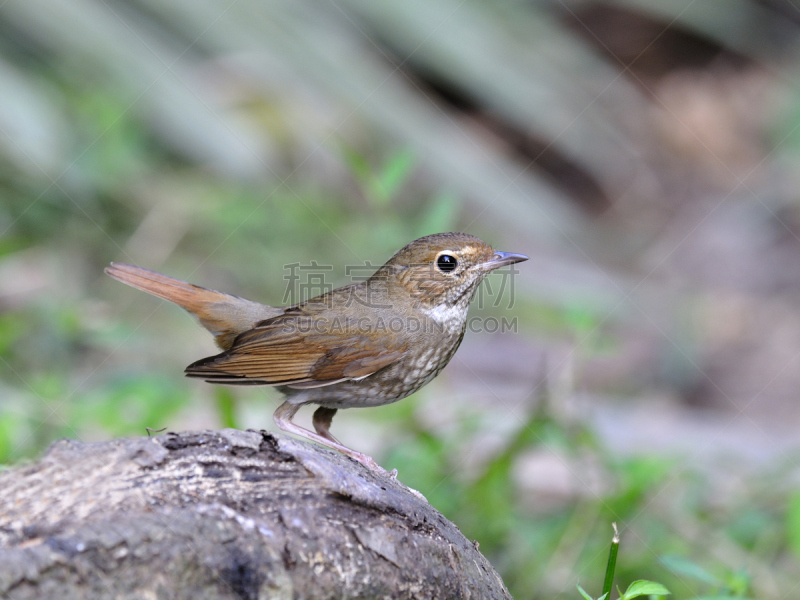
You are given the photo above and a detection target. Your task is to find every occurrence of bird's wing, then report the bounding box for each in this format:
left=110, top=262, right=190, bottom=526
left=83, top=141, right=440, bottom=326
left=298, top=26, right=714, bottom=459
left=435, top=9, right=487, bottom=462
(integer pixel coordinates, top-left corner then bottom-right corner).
left=184, top=313, right=407, bottom=386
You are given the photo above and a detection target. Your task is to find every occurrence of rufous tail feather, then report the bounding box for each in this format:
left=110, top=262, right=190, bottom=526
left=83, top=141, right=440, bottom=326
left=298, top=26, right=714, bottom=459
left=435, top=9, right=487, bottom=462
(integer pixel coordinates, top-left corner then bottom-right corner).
left=105, top=263, right=282, bottom=349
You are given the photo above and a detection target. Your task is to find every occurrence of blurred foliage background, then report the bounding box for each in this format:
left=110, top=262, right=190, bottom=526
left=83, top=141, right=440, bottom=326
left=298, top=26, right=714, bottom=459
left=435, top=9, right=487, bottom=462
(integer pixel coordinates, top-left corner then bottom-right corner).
left=3, top=0, right=800, bottom=598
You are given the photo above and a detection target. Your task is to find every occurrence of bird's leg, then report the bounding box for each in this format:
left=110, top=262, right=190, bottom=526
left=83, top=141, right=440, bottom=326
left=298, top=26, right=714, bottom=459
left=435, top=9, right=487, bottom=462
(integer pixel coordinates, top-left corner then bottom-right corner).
left=312, top=406, right=341, bottom=444
left=273, top=401, right=383, bottom=473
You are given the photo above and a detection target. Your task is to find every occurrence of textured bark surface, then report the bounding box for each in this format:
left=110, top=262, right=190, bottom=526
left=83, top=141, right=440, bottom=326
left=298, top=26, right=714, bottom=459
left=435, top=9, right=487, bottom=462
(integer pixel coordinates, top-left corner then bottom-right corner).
left=0, top=430, right=511, bottom=599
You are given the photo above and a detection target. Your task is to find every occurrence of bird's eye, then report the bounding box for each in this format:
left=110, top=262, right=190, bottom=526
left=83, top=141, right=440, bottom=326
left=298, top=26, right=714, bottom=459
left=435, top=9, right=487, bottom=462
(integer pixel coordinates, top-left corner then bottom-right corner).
left=436, top=254, right=458, bottom=273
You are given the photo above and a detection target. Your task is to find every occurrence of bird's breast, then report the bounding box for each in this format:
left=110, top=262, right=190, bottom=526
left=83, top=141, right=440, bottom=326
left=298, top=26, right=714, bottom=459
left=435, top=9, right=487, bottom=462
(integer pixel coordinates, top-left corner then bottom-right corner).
left=282, top=327, right=465, bottom=409
left=422, top=302, right=468, bottom=334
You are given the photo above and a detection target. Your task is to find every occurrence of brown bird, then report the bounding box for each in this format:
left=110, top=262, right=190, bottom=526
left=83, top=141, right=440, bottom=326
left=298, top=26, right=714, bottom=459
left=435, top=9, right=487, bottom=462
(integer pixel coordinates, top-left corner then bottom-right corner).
left=105, top=232, right=527, bottom=472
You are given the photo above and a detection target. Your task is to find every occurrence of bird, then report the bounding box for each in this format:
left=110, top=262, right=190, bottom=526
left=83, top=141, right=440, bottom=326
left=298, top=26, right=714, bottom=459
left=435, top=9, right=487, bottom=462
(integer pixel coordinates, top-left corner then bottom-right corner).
left=105, top=232, right=527, bottom=472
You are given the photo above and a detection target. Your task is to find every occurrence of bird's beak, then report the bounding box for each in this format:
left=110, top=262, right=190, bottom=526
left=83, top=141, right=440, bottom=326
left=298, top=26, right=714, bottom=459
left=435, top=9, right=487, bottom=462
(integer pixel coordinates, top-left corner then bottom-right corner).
left=478, top=251, right=529, bottom=271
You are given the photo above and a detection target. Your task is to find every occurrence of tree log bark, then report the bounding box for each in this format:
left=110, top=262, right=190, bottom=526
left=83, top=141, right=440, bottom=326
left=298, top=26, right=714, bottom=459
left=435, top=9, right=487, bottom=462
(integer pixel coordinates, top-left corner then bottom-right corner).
left=0, top=430, right=511, bottom=599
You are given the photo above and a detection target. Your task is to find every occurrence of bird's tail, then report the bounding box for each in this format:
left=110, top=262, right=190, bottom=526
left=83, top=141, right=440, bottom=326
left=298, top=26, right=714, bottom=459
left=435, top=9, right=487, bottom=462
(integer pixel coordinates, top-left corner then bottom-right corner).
left=105, top=263, right=282, bottom=349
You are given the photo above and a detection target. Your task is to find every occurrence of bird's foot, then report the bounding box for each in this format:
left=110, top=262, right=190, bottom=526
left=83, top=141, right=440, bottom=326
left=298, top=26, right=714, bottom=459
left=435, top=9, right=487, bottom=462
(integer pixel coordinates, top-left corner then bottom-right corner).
left=351, top=452, right=384, bottom=473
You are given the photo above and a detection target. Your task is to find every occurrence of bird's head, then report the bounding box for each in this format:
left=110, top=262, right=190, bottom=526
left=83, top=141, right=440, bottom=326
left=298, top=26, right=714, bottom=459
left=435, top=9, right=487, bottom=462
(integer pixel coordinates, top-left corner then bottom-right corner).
left=373, top=232, right=528, bottom=309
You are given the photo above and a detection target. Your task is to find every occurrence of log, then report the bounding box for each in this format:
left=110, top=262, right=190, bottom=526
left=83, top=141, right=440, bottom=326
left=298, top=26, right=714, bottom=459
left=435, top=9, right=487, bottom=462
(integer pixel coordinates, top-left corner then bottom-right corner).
left=0, top=429, right=511, bottom=599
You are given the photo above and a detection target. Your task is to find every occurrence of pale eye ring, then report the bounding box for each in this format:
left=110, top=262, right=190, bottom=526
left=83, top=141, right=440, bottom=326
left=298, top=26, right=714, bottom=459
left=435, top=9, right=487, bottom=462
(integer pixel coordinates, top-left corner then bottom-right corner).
left=436, top=254, right=458, bottom=273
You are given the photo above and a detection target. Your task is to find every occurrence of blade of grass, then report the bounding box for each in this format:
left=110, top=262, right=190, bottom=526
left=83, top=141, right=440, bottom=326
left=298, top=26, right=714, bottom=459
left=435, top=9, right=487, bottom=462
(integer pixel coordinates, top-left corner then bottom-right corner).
left=602, top=522, right=620, bottom=600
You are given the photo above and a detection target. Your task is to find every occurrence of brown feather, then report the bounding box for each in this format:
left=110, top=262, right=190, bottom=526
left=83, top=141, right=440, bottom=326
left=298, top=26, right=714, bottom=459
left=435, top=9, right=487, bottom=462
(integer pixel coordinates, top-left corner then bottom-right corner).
left=184, top=310, right=408, bottom=385
left=105, top=263, right=281, bottom=349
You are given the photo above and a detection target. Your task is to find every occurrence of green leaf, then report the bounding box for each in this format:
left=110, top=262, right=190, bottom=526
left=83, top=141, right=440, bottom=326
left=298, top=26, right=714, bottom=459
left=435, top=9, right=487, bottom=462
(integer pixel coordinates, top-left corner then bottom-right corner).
left=374, top=148, right=415, bottom=203
left=339, top=143, right=372, bottom=186
left=726, top=568, right=751, bottom=597
left=416, top=190, right=458, bottom=236
left=577, top=584, right=594, bottom=600
left=576, top=586, right=606, bottom=600
left=619, top=580, right=670, bottom=600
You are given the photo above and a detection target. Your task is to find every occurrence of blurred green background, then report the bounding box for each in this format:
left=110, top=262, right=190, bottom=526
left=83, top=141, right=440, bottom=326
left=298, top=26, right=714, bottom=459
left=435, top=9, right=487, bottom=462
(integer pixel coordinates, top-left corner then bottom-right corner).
left=3, top=0, right=800, bottom=598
